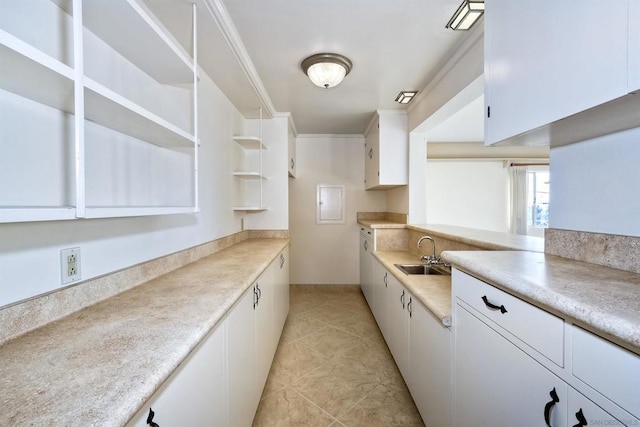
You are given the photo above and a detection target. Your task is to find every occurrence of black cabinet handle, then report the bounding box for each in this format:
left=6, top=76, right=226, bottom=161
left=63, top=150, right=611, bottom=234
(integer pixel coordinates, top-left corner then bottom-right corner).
left=400, top=290, right=405, bottom=309
left=290, top=158, right=294, bottom=169
left=147, top=408, right=159, bottom=427
left=364, top=240, right=368, bottom=251
left=544, top=387, right=560, bottom=427
left=482, top=295, right=508, bottom=314
left=368, top=148, right=373, bottom=159
left=572, top=408, right=587, bottom=427
left=256, top=283, right=262, bottom=300
left=407, top=297, right=413, bottom=318
left=384, top=272, right=388, bottom=287
left=253, top=286, right=258, bottom=309
left=280, top=254, right=285, bottom=269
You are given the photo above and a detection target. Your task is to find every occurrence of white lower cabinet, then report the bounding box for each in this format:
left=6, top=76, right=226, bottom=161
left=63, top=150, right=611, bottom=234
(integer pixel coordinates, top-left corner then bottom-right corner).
left=386, top=273, right=410, bottom=378
left=408, top=298, right=452, bottom=427
left=452, top=268, right=638, bottom=427
left=273, top=248, right=290, bottom=338
left=368, top=259, right=452, bottom=426
left=371, top=261, right=389, bottom=338
left=454, top=303, right=568, bottom=426
left=127, top=321, right=227, bottom=426
left=127, top=247, right=289, bottom=427
left=227, top=284, right=259, bottom=427
left=255, top=268, right=275, bottom=394
left=359, top=228, right=374, bottom=305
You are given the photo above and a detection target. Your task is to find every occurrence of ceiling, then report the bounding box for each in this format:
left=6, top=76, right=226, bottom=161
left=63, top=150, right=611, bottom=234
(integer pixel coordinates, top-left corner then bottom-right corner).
left=147, top=0, right=479, bottom=135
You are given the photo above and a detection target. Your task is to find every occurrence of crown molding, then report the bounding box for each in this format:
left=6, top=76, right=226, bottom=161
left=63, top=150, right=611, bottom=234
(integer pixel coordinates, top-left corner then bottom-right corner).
left=203, top=0, right=276, bottom=118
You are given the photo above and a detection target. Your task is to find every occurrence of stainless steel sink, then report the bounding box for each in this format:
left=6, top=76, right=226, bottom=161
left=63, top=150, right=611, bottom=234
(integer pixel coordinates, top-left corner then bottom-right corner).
left=394, top=263, right=451, bottom=276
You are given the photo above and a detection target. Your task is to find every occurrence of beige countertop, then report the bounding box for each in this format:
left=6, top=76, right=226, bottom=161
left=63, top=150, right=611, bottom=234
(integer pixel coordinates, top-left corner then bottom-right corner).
left=442, top=250, right=640, bottom=354
left=0, top=238, right=289, bottom=426
left=358, top=219, right=406, bottom=229
left=408, top=224, right=545, bottom=252
left=373, top=251, right=452, bottom=327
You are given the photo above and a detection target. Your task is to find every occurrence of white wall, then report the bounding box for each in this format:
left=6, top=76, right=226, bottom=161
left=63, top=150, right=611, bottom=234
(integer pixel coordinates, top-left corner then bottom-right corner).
left=550, top=127, right=640, bottom=237
left=426, top=160, right=510, bottom=232
left=289, top=136, right=386, bottom=284
left=0, top=42, right=288, bottom=308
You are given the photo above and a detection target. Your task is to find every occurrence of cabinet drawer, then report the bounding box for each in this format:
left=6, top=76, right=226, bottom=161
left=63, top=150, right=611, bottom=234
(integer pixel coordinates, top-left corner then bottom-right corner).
left=453, top=269, right=564, bottom=366
left=572, top=326, right=640, bottom=420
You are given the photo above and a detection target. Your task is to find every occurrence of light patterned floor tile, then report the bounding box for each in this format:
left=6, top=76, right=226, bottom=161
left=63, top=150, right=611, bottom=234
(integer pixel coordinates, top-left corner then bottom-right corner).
left=253, top=388, right=336, bottom=427
left=338, top=384, right=425, bottom=427
left=291, top=359, right=378, bottom=418
left=261, top=341, right=327, bottom=398
left=298, top=326, right=364, bottom=358
left=255, top=286, right=424, bottom=426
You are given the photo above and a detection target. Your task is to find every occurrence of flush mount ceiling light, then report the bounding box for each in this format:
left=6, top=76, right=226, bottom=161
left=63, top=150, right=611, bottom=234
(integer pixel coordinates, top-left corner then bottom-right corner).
left=301, top=53, right=353, bottom=89
left=395, top=91, right=418, bottom=104
left=446, top=0, right=485, bottom=30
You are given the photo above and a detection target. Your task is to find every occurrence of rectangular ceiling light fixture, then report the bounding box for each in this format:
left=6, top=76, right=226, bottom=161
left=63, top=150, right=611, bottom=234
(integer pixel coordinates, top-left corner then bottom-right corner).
left=446, top=0, right=484, bottom=30
left=395, top=91, right=418, bottom=104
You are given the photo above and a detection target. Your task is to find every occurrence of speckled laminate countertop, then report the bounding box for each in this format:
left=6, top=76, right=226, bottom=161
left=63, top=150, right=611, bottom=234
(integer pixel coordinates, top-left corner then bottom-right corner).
left=442, top=250, right=640, bottom=354
left=358, top=219, right=406, bottom=229
left=408, top=224, right=545, bottom=252
left=373, top=251, right=452, bottom=327
left=0, top=238, right=289, bottom=427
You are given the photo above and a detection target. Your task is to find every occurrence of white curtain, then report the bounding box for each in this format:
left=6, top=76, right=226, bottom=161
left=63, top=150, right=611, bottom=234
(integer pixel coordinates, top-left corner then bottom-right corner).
left=509, top=166, right=528, bottom=235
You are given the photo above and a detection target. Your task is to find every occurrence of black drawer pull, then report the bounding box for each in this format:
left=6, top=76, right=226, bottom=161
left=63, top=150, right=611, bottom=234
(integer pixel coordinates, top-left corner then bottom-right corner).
left=482, top=295, right=507, bottom=314
left=544, top=387, right=559, bottom=427
left=400, top=289, right=405, bottom=309
left=147, top=408, right=160, bottom=427
left=572, top=408, right=587, bottom=427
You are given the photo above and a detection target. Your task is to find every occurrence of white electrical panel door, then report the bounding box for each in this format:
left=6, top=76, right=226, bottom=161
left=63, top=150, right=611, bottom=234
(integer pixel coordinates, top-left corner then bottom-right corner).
left=316, top=185, right=345, bottom=224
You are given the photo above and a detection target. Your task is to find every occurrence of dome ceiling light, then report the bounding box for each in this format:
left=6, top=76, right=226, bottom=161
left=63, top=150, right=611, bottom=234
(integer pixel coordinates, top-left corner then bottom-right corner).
left=301, top=53, right=353, bottom=89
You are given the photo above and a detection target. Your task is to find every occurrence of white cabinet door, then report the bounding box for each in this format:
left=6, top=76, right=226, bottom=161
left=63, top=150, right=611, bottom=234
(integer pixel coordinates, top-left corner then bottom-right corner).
left=484, top=0, right=629, bottom=146
left=359, top=231, right=374, bottom=305
left=288, top=126, right=296, bottom=177
left=364, top=112, right=408, bottom=189
left=386, top=274, right=409, bottom=379
left=127, top=322, right=226, bottom=427
left=371, top=261, right=389, bottom=336
left=273, top=248, right=290, bottom=337
left=227, top=286, right=258, bottom=427
left=255, top=270, right=275, bottom=393
left=364, top=121, right=380, bottom=188
left=454, top=303, right=568, bottom=427
left=408, top=299, right=452, bottom=427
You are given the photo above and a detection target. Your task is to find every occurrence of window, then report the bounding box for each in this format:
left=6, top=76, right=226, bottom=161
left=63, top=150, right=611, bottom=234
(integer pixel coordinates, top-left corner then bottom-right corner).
left=527, top=168, right=549, bottom=229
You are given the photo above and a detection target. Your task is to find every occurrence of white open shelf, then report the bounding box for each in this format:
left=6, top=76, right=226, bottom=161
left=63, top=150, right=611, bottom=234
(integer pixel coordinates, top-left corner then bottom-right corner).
left=232, top=136, right=266, bottom=150
left=0, top=207, right=76, bottom=223
left=232, top=207, right=268, bottom=212
left=0, top=29, right=74, bottom=112
left=84, top=77, right=196, bottom=148
left=73, top=0, right=194, bottom=84
left=0, top=0, right=199, bottom=223
left=232, top=172, right=266, bottom=180
left=84, top=206, right=198, bottom=219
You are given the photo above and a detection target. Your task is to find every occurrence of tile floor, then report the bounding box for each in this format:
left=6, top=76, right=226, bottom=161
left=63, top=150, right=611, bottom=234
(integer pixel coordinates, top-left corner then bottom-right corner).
left=253, top=285, right=424, bottom=426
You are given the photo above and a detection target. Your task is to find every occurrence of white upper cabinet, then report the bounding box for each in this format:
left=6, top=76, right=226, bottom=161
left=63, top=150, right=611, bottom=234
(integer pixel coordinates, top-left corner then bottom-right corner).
left=364, top=111, right=408, bottom=190
left=287, top=120, right=296, bottom=178
left=485, top=0, right=640, bottom=147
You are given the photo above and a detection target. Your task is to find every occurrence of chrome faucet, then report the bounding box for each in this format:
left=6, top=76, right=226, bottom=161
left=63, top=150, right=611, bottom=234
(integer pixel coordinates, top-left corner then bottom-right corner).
left=417, top=236, right=439, bottom=265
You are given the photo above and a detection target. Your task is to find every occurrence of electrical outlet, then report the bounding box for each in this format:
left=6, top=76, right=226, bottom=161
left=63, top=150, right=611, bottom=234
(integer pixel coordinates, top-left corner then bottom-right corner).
left=61, top=247, right=81, bottom=285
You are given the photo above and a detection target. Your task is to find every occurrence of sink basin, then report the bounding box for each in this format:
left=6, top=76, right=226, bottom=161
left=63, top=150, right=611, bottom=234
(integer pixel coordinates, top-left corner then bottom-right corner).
left=394, top=263, right=451, bottom=276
